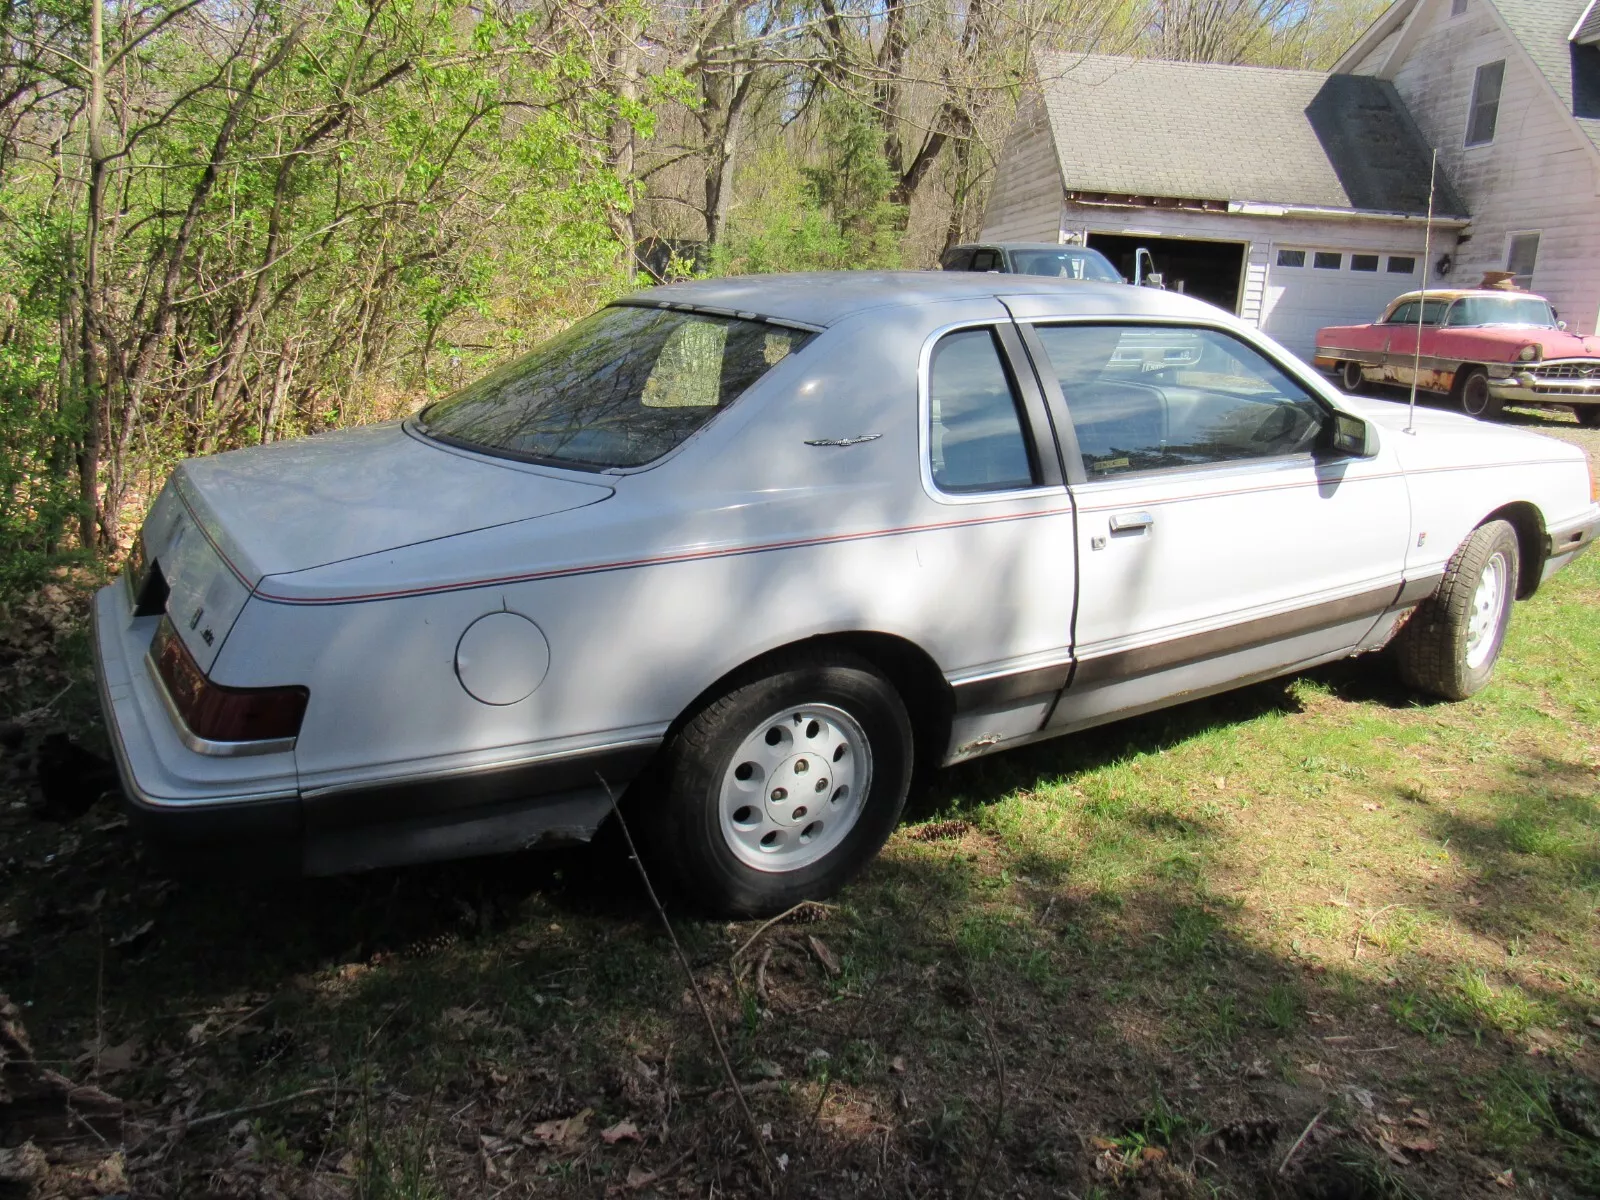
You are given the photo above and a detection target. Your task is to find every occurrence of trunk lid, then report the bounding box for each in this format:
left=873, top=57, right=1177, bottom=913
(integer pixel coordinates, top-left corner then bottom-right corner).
left=141, top=423, right=612, bottom=668
left=168, top=422, right=613, bottom=584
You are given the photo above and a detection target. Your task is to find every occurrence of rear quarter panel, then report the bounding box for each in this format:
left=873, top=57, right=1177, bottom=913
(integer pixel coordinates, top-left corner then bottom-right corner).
left=218, top=299, right=1081, bottom=791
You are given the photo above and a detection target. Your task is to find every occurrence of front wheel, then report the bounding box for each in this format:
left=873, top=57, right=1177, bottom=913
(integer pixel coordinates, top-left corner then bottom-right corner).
left=1456, top=367, right=1504, bottom=421
left=640, top=651, right=913, bottom=917
left=1340, top=360, right=1365, bottom=393
left=1394, top=520, right=1519, bottom=701
left=1574, top=405, right=1600, bottom=429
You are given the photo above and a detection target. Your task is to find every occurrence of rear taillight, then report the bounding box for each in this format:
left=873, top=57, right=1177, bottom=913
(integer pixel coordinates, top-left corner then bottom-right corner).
left=149, top=618, right=307, bottom=745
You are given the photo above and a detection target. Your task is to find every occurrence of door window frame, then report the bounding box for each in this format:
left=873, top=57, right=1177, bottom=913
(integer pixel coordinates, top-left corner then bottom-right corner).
left=917, top=319, right=1067, bottom=505
left=1011, top=317, right=1341, bottom=488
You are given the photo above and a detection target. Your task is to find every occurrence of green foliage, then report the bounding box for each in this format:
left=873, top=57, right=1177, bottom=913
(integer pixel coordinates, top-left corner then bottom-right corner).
left=0, top=200, right=77, bottom=569
left=711, top=97, right=905, bottom=277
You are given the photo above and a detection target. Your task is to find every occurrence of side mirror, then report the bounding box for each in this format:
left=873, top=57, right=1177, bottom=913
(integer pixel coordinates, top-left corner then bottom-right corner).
left=1323, top=411, right=1379, bottom=459
left=1559, top=320, right=1569, bottom=331
left=1144, top=272, right=1164, bottom=288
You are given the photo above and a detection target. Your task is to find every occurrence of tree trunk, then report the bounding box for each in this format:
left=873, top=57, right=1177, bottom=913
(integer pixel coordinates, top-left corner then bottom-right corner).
left=77, top=0, right=106, bottom=549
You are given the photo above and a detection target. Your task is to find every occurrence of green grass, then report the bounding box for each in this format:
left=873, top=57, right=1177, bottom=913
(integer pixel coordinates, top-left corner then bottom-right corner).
left=4, top=504, right=1600, bottom=1196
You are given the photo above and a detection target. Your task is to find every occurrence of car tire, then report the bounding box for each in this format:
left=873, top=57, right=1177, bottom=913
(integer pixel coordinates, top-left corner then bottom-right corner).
left=1394, top=520, right=1519, bottom=701
left=1455, top=367, right=1503, bottom=421
left=1340, top=360, right=1365, bottom=393
left=1575, top=406, right=1600, bottom=429
left=640, top=650, right=914, bottom=917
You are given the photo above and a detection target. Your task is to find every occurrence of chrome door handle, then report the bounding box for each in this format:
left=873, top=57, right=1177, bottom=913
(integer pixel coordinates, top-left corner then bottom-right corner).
left=1109, top=511, right=1154, bottom=533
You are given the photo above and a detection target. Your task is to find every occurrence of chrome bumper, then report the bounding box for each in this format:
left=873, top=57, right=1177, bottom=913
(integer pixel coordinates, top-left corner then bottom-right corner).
left=1488, top=373, right=1600, bottom=406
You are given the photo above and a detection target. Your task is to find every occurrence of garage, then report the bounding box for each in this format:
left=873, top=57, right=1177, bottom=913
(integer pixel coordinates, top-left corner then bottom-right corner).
left=1260, top=246, right=1425, bottom=359
left=1087, top=233, right=1247, bottom=315
left=979, top=54, right=1467, bottom=364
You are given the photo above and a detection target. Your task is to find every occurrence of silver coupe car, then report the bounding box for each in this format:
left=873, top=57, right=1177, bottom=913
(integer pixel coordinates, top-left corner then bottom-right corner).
left=93, top=273, right=1599, bottom=915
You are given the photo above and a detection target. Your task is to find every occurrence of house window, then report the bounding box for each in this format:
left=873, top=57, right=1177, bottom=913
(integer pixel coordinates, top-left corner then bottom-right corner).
left=1351, top=254, right=1380, bottom=272
left=1387, top=256, right=1417, bottom=274
left=1506, top=232, right=1540, bottom=289
left=1451, top=0, right=1467, bottom=16
left=1313, top=252, right=1342, bottom=269
left=1276, top=249, right=1306, bottom=267
left=1466, top=61, right=1505, bottom=146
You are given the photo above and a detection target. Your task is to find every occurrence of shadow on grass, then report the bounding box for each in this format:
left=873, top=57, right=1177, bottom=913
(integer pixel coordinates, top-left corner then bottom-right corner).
left=7, top=652, right=1600, bottom=1197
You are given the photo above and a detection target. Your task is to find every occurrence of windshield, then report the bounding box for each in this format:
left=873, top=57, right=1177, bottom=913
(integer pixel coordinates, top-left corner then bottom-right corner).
left=417, top=305, right=810, bottom=469
left=1006, top=249, right=1123, bottom=283
left=1443, top=296, right=1556, bottom=328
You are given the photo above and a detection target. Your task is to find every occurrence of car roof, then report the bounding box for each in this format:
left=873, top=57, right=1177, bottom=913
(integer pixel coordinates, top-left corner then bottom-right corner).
left=625, top=270, right=1206, bottom=329
left=1390, top=288, right=1550, bottom=305
left=951, top=242, right=1108, bottom=252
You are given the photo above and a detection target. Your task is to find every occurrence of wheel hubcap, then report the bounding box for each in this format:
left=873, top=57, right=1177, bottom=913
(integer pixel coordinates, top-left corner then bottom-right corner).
left=1343, top=362, right=1363, bottom=391
left=1465, top=552, right=1508, bottom=669
left=719, top=703, right=872, bottom=872
left=1463, top=377, right=1489, bottom=416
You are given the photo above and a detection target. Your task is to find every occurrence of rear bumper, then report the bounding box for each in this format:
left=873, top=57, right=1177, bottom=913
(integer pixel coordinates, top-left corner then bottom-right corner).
left=92, top=581, right=302, bottom=849
left=1542, top=506, right=1600, bottom=581
left=92, top=580, right=656, bottom=871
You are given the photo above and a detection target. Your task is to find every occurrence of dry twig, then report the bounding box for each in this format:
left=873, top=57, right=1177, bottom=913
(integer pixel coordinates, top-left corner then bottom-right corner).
left=1278, top=1109, right=1325, bottom=1175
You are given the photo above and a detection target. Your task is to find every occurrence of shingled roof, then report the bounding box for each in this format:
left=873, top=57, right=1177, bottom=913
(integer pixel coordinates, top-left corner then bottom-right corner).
left=1575, top=1, right=1600, bottom=45
left=1033, top=52, right=1466, bottom=218
left=1489, top=0, right=1600, bottom=156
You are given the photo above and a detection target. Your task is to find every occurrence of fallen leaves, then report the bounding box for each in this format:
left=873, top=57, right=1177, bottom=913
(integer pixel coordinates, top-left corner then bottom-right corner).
left=601, top=1119, right=641, bottom=1145
left=530, top=1107, right=592, bottom=1148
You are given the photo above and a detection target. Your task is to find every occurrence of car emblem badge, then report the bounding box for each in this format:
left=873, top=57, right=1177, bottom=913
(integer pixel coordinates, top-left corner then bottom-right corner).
left=189, top=606, right=204, bottom=630
left=805, top=434, right=882, bottom=447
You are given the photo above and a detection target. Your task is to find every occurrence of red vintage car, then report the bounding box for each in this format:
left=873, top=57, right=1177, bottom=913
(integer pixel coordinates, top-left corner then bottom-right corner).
left=1314, top=289, right=1600, bottom=426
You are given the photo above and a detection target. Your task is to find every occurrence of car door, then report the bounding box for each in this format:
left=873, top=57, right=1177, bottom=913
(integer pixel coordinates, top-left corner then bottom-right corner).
left=1009, top=314, right=1413, bottom=733
left=1381, top=297, right=1448, bottom=388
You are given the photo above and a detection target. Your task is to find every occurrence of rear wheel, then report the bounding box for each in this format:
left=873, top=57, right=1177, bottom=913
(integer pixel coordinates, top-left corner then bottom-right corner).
left=1456, top=367, right=1503, bottom=421
left=1394, top=520, right=1519, bottom=701
left=640, top=650, right=913, bottom=917
left=1341, top=360, right=1365, bottom=393
left=1574, top=406, right=1600, bottom=429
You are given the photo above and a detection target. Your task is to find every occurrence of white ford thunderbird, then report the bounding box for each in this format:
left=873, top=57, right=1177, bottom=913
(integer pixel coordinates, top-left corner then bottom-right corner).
left=93, top=273, right=1599, bottom=915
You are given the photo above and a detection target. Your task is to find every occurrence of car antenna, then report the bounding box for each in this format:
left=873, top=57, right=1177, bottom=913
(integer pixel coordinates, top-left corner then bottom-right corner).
left=1405, top=150, right=1439, bottom=436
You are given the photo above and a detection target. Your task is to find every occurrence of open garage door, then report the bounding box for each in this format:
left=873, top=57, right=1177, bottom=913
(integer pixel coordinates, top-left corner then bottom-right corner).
left=1260, top=248, right=1423, bottom=361
left=1087, top=233, right=1246, bottom=315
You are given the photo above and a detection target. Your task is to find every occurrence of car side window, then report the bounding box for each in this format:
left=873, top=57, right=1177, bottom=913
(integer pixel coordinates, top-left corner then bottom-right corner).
left=1031, top=324, right=1327, bottom=478
left=927, top=329, right=1039, bottom=494
left=969, top=249, right=1002, bottom=271
left=1385, top=301, right=1419, bottom=325
left=942, top=248, right=975, bottom=271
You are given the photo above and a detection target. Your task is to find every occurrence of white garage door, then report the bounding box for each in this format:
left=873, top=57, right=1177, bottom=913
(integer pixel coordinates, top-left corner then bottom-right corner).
left=1259, top=247, right=1424, bottom=362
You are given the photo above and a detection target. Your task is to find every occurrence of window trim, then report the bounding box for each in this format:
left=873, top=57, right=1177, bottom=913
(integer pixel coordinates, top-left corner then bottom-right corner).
left=1012, top=317, right=1340, bottom=488
left=917, top=319, right=1066, bottom=505
left=1465, top=59, right=1505, bottom=147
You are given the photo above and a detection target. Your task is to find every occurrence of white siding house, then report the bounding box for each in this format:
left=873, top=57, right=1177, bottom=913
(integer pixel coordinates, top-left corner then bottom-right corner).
left=1336, top=0, right=1600, bottom=334
left=980, top=54, right=1467, bottom=359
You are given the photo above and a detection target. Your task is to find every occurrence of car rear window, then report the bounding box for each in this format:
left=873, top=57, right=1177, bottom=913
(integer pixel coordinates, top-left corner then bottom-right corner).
left=417, top=305, right=811, bottom=469
left=1006, top=249, right=1122, bottom=282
